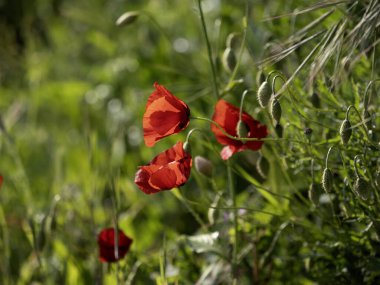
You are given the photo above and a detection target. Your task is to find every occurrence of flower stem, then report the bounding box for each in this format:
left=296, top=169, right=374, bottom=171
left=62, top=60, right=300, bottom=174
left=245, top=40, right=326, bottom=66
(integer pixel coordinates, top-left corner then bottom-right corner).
left=227, top=160, right=238, bottom=282
left=197, top=0, right=219, bottom=99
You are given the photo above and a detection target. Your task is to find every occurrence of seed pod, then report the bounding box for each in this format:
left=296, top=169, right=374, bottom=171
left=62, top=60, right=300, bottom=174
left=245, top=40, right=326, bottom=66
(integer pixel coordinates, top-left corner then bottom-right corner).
left=194, top=156, right=213, bottom=177
left=222, top=47, right=236, bottom=73
left=257, top=81, right=271, bottom=108
left=309, top=92, right=320, bottom=108
left=275, top=123, right=283, bottom=138
left=257, top=155, right=269, bottom=179
left=354, top=177, right=371, bottom=201
left=308, top=183, right=320, bottom=206
left=116, top=11, right=139, bottom=26
left=270, top=98, right=282, bottom=123
left=339, top=119, right=352, bottom=145
left=322, top=168, right=333, bottom=193
left=236, top=120, right=249, bottom=139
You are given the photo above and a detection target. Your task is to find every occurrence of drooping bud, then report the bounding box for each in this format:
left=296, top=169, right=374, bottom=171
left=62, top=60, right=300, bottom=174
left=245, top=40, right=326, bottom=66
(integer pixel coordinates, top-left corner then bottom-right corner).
left=308, top=183, right=320, bottom=206
left=339, top=119, right=352, bottom=145
left=354, top=177, right=371, bottom=201
left=116, top=11, right=139, bottom=26
left=183, top=141, right=191, bottom=154
left=257, top=81, right=271, bottom=108
left=275, top=123, right=283, bottom=138
left=194, top=156, right=213, bottom=177
left=322, top=168, right=333, bottom=193
left=270, top=98, right=282, bottom=123
left=309, top=92, right=320, bottom=108
left=236, top=120, right=249, bottom=139
left=256, top=154, right=269, bottom=179
left=222, top=47, right=236, bottom=73
left=256, top=70, right=266, bottom=86
left=226, top=33, right=239, bottom=49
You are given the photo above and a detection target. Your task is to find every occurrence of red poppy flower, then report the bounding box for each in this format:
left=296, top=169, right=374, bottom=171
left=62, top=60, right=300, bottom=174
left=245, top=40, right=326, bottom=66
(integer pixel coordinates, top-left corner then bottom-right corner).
left=211, top=100, right=268, bottom=160
left=97, top=228, right=133, bottom=263
left=0, top=175, right=3, bottom=189
left=135, top=141, right=192, bottom=194
left=143, top=82, right=190, bottom=147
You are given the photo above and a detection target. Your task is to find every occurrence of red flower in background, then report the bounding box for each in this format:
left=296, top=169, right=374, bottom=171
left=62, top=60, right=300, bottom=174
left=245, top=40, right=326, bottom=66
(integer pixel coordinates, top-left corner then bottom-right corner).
left=135, top=141, right=192, bottom=194
left=211, top=100, right=268, bottom=160
left=143, top=83, right=190, bottom=147
left=0, top=175, right=3, bottom=189
left=97, top=228, right=133, bottom=263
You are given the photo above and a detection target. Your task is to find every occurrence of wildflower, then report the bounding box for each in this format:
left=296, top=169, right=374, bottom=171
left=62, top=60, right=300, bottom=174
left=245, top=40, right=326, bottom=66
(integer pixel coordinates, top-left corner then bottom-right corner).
left=143, top=83, right=190, bottom=147
left=135, top=141, right=192, bottom=194
left=97, top=228, right=133, bottom=263
left=211, top=100, right=268, bottom=160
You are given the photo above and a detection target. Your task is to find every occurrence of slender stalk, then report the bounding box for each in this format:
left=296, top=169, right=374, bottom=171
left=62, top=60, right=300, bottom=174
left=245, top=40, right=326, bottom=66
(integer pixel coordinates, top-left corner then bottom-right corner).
left=227, top=160, right=238, bottom=282
left=197, top=0, right=219, bottom=99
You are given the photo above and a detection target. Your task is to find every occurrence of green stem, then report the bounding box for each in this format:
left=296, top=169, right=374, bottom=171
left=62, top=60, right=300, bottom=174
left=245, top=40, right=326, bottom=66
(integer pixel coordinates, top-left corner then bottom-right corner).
left=227, top=160, right=238, bottom=282
left=197, top=0, right=219, bottom=99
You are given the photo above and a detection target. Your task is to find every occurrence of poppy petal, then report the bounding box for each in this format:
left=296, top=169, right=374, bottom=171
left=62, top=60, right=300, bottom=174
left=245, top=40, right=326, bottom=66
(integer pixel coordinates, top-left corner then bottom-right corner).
left=97, top=228, right=133, bottom=263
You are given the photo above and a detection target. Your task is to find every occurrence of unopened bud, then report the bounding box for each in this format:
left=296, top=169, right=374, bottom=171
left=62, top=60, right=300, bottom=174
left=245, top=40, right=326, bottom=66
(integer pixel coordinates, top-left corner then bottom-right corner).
left=116, top=11, right=139, bottom=26
left=226, top=33, right=240, bottom=49
left=257, top=154, right=269, bottom=179
left=194, top=156, right=213, bottom=177
left=222, top=48, right=236, bottom=73
left=308, top=183, right=320, bottom=206
left=256, top=70, right=266, bottom=86
left=257, top=81, right=271, bottom=108
left=270, top=98, right=282, bottom=123
left=363, top=110, right=372, bottom=130
left=275, top=123, right=283, bottom=138
left=183, top=141, right=191, bottom=153
left=354, top=177, right=371, bottom=201
left=322, top=168, right=333, bottom=193
left=236, top=120, right=249, bottom=139
left=339, top=119, right=352, bottom=145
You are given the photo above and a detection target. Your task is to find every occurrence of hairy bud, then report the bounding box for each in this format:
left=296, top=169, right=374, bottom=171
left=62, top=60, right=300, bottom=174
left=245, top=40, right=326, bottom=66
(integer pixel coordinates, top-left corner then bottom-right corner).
left=222, top=48, right=236, bottom=73
left=194, top=156, right=213, bottom=177
left=257, top=154, right=269, bottom=179
left=116, top=11, right=139, bottom=26
left=270, top=98, right=282, bottom=123
left=257, top=81, right=271, bottom=108
left=339, top=119, right=352, bottom=145
left=322, top=168, right=333, bottom=193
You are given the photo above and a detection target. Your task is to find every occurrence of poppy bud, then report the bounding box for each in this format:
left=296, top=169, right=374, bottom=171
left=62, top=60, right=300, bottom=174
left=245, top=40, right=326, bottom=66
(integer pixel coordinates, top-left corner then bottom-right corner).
left=309, top=92, right=320, bottom=108
left=236, top=120, right=249, bottom=139
left=257, top=81, right=271, bottom=108
left=353, top=177, right=371, bottom=201
left=256, top=70, right=266, bottom=86
left=275, top=123, right=283, bottom=138
left=116, top=11, right=139, bottom=26
left=183, top=141, right=191, bottom=153
left=322, top=168, right=333, bottom=193
left=194, top=156, right=213, bottom=177
left=339, top=119, right=352, bottom=145
left=222, top=47, right=237, bottom=73
left=270, top=98, right=282, bottom=123
left=226, top=33, right=239, bottom=49
left=257, top=154, right=269, bottom=179
left=308, top=183, right=320, bottom=206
